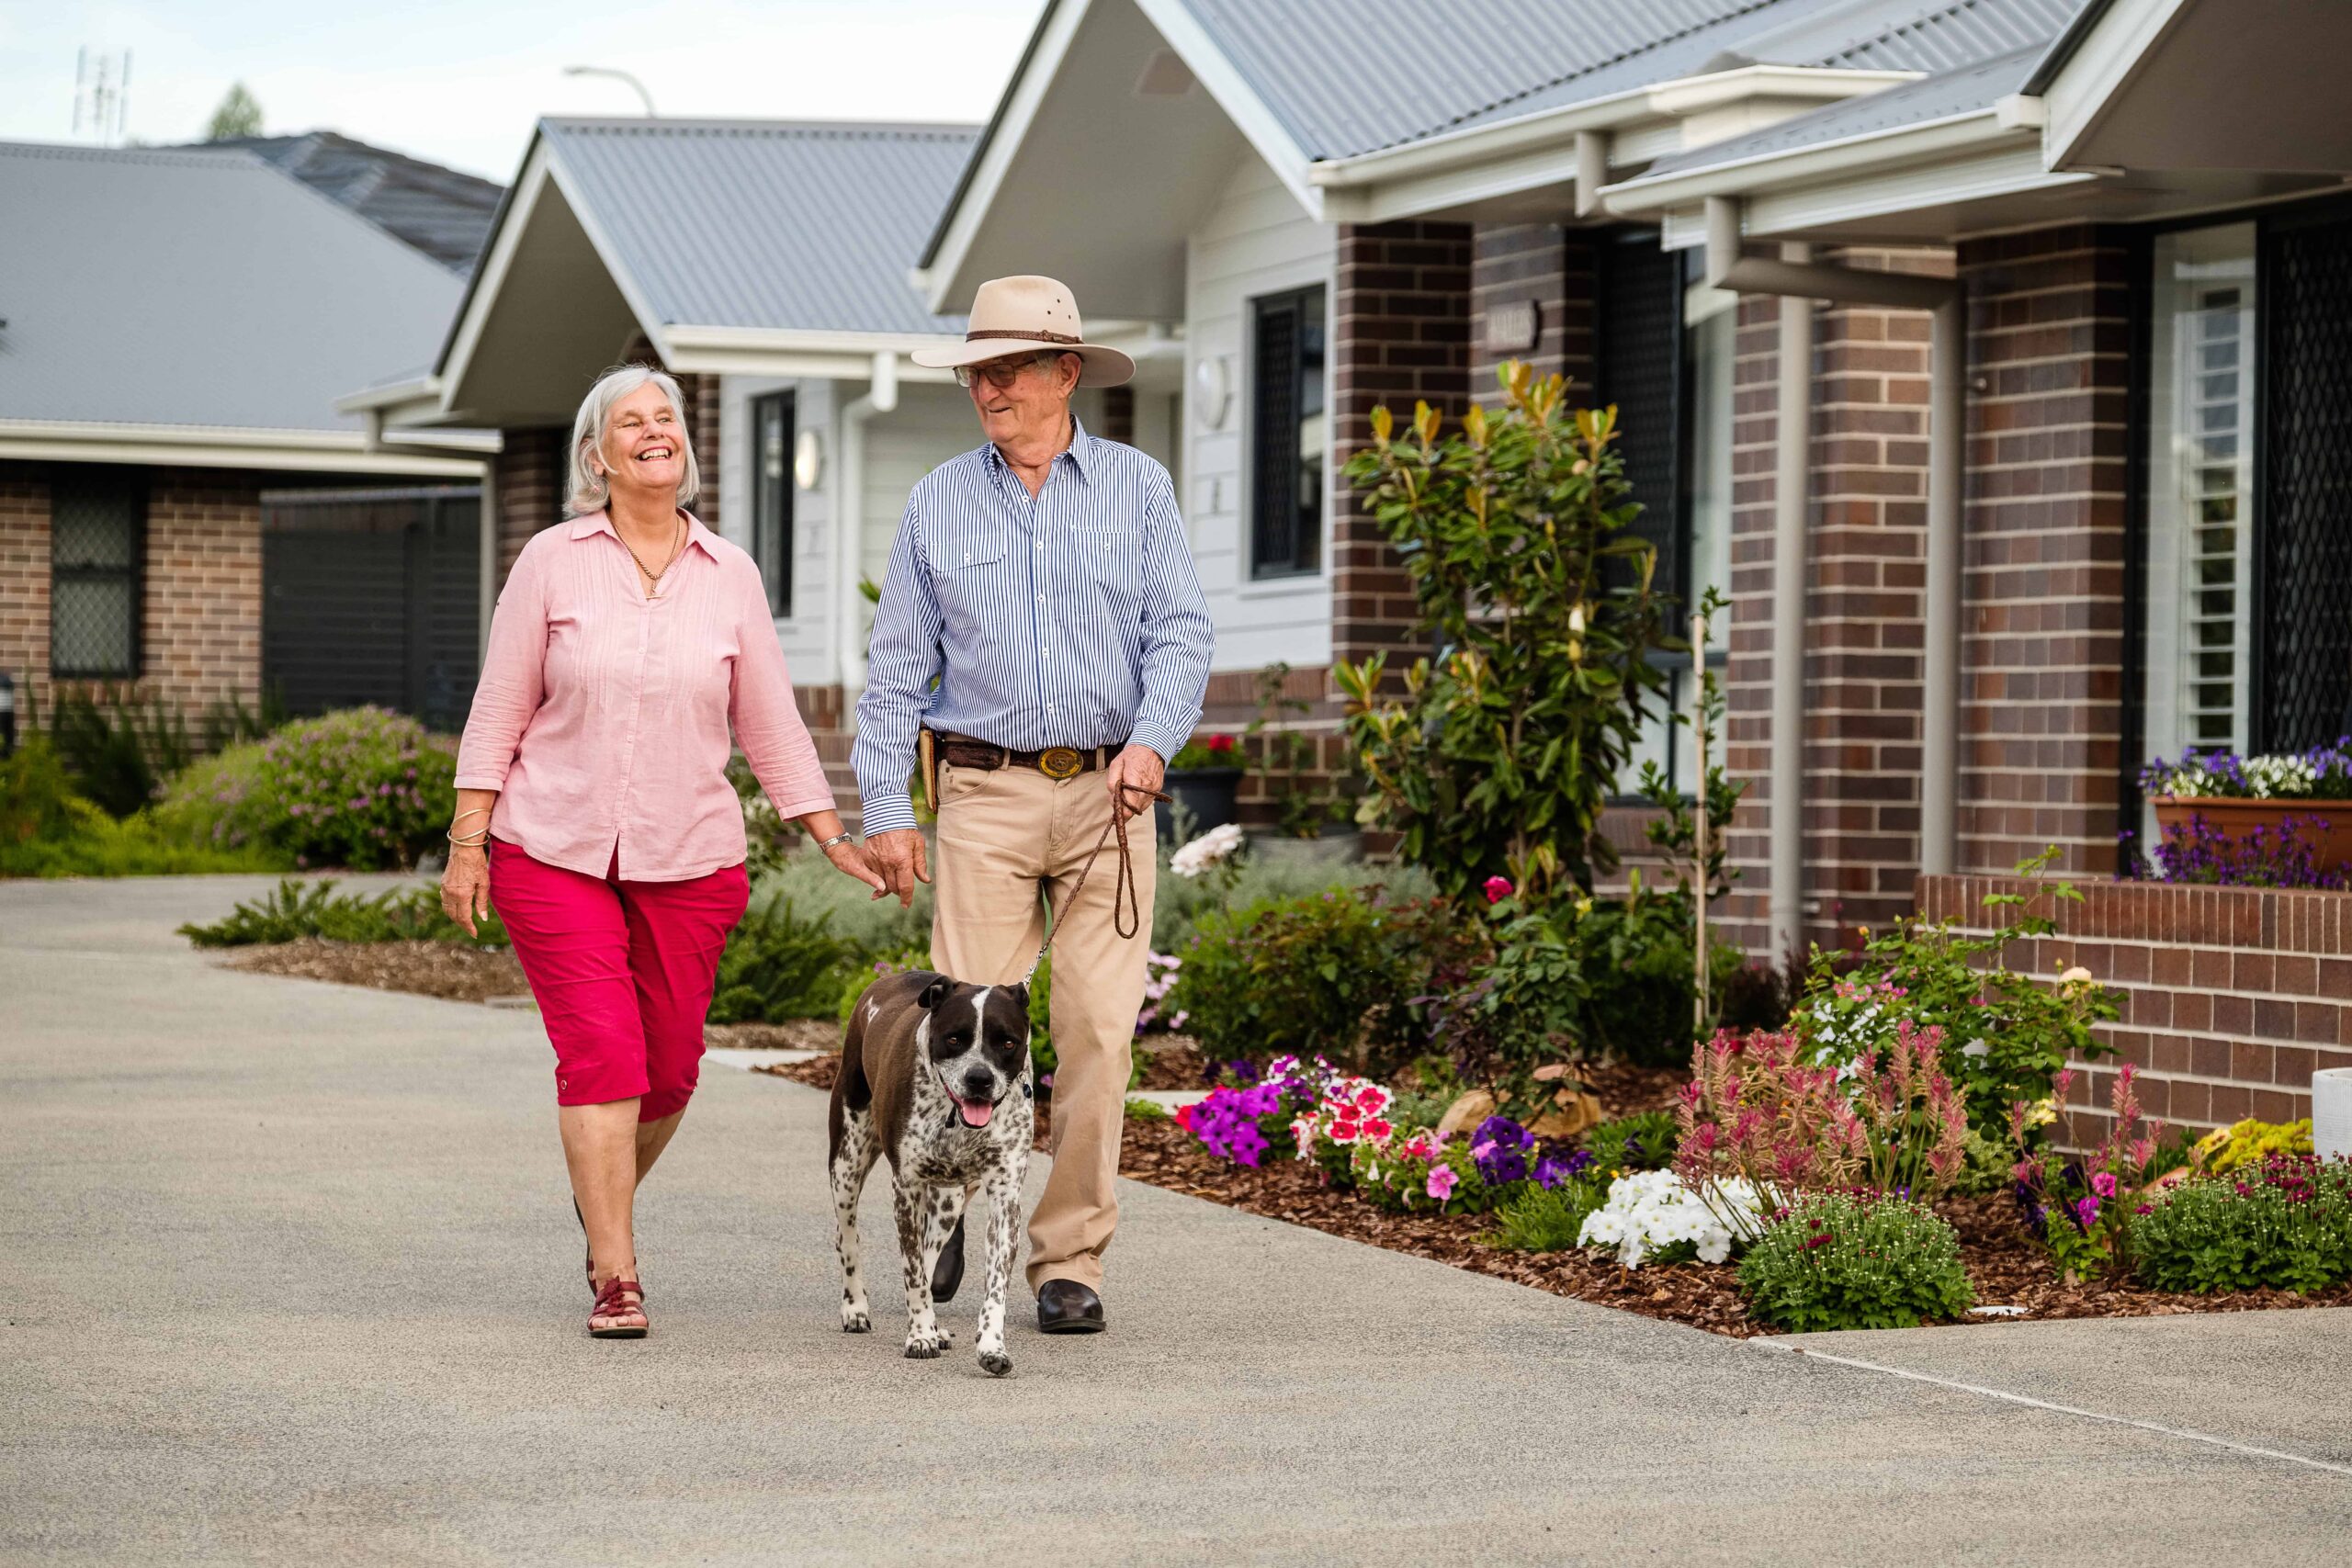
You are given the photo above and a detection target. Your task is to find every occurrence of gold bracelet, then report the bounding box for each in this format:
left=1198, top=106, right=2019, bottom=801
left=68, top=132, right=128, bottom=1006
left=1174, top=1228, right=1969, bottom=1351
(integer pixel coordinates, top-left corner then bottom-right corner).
left=451, top=807, right=490, bottom=825
left=447, top=829, right=490, bottom=849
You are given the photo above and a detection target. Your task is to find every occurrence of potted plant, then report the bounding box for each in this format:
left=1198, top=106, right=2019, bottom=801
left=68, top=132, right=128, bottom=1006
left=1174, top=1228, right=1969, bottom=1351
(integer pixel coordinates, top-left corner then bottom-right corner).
left=2140, top=741, right=2352, bottom=876
left=1160, top=732, right=1247, bottom=839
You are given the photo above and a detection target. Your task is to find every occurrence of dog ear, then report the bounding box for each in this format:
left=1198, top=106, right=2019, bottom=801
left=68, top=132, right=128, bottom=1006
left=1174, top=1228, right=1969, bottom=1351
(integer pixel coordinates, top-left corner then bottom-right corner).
left=918, top=975, right=956, bottom=1011
left=1005, top=982, right=1031, bottom=1016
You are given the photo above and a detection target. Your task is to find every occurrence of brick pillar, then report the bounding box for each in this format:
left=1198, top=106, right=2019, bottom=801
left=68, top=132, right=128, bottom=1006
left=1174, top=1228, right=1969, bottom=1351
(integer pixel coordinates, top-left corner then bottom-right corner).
left=0, top=463, right=51, bottom=720
left=1468, top=222, right=1598, bottom=400
left=1332, top=220, right=1472, bottom=674
left=494, top=426, right=565, bottom=585
left=1722, top=294, right=1787, bottom=953
left=1957, top=224, right=2132, bottom=876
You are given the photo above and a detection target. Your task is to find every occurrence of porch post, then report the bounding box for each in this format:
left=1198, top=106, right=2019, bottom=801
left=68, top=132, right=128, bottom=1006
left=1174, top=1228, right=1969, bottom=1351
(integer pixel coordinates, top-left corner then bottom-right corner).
left=1770, top=250, right=1811, bottom=962
left=1920, top=297, right=1963, bottom=876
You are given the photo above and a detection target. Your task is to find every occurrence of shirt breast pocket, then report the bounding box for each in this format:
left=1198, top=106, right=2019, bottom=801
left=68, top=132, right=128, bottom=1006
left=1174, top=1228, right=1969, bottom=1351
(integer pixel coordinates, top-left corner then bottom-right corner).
left=1069, top=525, right=1141, bottom=621
left=927, top=526, right=1008, bottom=632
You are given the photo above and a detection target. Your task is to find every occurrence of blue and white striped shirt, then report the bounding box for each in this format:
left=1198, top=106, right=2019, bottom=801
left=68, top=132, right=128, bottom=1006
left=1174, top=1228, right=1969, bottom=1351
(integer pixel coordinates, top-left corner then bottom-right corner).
left=852, top=417, right=1214, bottom=835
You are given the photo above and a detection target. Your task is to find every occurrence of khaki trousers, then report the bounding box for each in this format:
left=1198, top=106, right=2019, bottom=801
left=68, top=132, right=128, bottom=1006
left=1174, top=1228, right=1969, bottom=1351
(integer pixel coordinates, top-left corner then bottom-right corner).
left=930, top=759, right=1155, bottom=1292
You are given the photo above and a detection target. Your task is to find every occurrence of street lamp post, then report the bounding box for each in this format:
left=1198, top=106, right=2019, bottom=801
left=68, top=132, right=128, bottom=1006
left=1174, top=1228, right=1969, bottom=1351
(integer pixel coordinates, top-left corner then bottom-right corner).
left=561, top=66, right=656, bottom=117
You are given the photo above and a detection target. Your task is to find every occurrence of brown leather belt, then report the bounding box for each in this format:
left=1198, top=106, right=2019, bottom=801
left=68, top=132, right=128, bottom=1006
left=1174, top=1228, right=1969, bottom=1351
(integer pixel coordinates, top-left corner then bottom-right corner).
left=931, top=729, right=1122, bottom=780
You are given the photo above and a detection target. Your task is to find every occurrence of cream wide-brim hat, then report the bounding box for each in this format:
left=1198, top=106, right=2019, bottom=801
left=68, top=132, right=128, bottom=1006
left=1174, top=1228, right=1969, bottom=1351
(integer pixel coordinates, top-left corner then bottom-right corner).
left=911, top=275, right=1136, bottom=388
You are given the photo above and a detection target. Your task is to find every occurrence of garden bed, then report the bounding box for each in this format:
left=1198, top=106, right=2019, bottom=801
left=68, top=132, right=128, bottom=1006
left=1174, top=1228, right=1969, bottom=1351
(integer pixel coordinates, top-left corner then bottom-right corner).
left=223, top=939, right=526, bottom=1003
left=754, top=1049, right=2352, bottom=1336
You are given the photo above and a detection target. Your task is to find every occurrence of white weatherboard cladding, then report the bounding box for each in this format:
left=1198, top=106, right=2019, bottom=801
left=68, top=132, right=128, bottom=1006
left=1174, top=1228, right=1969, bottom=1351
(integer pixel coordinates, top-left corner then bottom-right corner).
left=719, top=373, right=838, bottom=675
left=1183, top=152, right=1336, bottom=672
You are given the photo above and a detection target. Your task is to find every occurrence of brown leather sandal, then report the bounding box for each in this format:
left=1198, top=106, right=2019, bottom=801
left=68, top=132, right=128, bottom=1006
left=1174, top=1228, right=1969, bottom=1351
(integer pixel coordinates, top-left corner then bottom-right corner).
left=589, top=1276, right=647, bottom=1339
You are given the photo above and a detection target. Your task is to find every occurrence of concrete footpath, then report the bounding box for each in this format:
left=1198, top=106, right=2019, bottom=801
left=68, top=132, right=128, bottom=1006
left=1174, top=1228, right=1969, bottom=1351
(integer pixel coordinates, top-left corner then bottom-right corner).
left=5, top=875, right=2348, bottom=1566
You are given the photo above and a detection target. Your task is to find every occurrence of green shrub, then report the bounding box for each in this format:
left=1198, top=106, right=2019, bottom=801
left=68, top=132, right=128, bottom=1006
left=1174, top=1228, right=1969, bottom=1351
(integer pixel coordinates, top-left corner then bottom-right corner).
left=752, top=839, right=933, bottom=959
left=1792, top=848, right=2117, bottom=1134
left=2, top=737, right=85, bottom=848
left=708, top=896, right=863, bottom=1022
left=2130, top=1156, right=2352, bottom=1295
left=1337, top=370, right=1671, bottom=902
left=1154, top=845, right=1432, bottom=954
left=1739, top=1193, right=1976, bottom=1332
left=1487, top=1176, right=1611, bottom=1251
left=1581, top=1110, right=1679, bottom=1174
left=1170, top=890, right=1476, bottom=1077
left=178, top=877, right=507, bottom=947
left=157, top=707, right=456, bottom=870
left=1125, top=1096, right=1170, bottom=1121
left=3, top=797, right=282, bottom=878
left=45, top=684, right=195, bottom=818
left=1350, top=1134, right=1500, bottom=1215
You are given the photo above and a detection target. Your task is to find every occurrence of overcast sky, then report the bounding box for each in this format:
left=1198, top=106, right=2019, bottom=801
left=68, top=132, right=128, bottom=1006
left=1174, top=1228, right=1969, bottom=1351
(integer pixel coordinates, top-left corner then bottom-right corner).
left=0, top=1, right=1036, bottom=181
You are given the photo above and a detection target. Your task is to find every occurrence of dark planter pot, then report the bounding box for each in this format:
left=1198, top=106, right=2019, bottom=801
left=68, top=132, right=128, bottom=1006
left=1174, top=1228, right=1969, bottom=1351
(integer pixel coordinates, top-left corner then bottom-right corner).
left=2149, top=795, right=2352, bottom=874
left=1159, top=767, right=1244, bottom=841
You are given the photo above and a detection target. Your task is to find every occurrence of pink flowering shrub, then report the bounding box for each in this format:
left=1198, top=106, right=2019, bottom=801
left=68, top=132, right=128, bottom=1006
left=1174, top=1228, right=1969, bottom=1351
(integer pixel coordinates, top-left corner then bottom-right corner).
left=157, top=707, right=456, bottom=871
left=2007, top=1064, right=2168, bottom=1280
left=1674, top=1021, right=1969, bottom=1224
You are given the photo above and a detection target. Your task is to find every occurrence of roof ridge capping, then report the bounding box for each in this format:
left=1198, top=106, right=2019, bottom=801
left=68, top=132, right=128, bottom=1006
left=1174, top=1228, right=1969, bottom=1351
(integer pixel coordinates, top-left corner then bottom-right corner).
left=540, top=116, right=980, bottom=138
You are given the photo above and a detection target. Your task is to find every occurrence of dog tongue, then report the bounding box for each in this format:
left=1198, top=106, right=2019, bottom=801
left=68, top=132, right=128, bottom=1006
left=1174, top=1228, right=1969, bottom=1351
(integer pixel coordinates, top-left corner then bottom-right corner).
left=957, top=1098, right=996, bottom=1128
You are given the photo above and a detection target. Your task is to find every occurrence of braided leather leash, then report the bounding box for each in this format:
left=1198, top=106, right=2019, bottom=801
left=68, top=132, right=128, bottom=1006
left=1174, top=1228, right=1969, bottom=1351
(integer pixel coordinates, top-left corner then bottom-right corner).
left=1021, top=783, right=1170, bottom=985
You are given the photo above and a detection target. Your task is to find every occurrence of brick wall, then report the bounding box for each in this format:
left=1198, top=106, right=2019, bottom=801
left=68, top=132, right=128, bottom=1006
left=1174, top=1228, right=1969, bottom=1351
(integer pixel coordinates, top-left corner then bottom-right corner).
left=0, top=468, right=48, bottom=716
left=1468, top=222, right=1598, bottom=400
left=0, top=461, right=261, bottom=724
left=494, top=427, right=565, bottom=583
left=142, top=468, right=264, bottom=714
left=1956, top=224, right=2133, bottom=877
left=1332, top=220, right=1471, bottom=677
left=1919, top=873, right=2350, bottom=1139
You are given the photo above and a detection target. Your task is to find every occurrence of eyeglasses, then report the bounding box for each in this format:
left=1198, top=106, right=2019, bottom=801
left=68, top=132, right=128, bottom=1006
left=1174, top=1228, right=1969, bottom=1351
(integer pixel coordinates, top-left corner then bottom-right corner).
left=953, top=357, right=1041, bottom=390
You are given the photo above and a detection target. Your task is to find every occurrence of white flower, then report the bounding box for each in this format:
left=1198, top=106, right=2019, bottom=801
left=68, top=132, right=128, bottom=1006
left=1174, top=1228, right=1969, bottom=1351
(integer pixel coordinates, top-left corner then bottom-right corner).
left=1961, top=1038, right=1990, bottom=1059
left=1170, top=822, right=1246, bottom=878
left=1577, top=1169, right=1761, bottom=1270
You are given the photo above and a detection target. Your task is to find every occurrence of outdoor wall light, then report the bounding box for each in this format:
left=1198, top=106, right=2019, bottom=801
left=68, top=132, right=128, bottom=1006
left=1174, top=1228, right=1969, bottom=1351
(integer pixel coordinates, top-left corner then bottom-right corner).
left=794, top=428, right=824, bottom=491
left=1193, top=355, right=1231, bottom=431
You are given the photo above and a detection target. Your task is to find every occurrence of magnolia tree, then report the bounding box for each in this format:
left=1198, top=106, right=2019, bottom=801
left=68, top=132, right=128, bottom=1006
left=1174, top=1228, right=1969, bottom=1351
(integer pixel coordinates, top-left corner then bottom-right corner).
left=1336, top=364, right=1672, bottom=904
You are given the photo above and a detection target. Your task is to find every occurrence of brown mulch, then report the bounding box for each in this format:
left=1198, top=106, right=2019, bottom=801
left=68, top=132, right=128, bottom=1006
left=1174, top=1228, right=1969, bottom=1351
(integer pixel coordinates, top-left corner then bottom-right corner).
left=221, top=939, right=529, bottom=1003
left=705, top=1019, right=846, bottom=1053
left=752, top=1046, right=2352, bottom=1336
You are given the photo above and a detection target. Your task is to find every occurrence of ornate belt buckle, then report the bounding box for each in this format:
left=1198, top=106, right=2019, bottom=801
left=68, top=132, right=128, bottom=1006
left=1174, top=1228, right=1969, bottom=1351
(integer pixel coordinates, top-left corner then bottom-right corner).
left=1037, top=746, right=1083, bottom=780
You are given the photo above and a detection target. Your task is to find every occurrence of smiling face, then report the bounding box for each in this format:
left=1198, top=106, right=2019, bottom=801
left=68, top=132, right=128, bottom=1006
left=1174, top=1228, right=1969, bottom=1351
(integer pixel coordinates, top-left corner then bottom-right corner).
left=918, top=976, right=1032, bottom=1128
left=964, top=351, right=1080, bottom=453
left=597, top=381, right=685, bottom=504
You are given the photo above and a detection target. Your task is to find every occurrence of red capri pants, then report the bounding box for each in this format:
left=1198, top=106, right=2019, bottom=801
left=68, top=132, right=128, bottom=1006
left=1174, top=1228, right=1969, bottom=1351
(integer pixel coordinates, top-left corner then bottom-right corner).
left=490, top=837, right=750, bottom=1122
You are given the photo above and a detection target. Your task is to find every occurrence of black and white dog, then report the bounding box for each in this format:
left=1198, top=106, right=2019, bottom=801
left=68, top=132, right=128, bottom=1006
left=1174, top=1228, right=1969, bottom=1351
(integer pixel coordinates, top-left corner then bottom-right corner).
left=828, top=970, right=1033, bottom=1376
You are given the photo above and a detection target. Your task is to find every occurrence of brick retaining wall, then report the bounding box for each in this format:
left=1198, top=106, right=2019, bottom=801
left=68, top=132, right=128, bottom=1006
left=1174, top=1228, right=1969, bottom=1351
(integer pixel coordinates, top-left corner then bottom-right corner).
left=1917, top=873, right=2350, bottom=1138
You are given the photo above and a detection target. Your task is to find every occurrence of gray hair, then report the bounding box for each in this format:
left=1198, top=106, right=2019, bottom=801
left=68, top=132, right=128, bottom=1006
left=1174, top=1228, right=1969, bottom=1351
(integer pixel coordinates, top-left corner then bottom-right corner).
left=565, top=364, right=702, bottom=516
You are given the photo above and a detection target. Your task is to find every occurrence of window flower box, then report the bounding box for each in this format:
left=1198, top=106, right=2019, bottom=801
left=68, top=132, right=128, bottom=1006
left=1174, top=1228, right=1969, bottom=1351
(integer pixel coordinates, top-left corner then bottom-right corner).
left=2147, top=796, right=2352, bottom=875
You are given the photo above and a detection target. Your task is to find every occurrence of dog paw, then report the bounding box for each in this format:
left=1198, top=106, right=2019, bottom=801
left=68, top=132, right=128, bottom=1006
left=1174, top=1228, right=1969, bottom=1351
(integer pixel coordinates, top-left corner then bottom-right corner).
left=842, top=1308, right=871, bottom=1334
left=902, top=1336, right=946, bottom=1359
left=978, top=1350, right=1012, bottom=1378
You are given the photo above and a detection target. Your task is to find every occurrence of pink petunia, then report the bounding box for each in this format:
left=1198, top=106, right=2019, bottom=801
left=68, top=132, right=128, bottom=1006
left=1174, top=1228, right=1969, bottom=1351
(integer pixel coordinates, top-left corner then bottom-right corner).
left=2090, top=1171, right=2119, bottom=1199
left=1427, top=1166, right=1458, bottom=1201
left=1483, top=875, right=1514, bottom=904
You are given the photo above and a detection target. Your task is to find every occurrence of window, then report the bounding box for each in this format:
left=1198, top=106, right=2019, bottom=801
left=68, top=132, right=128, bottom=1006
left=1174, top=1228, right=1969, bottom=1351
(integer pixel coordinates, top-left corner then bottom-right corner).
left=750, top=390, right=794, bottom=615
left=2143, top=224, right=2256, bottom=766
left=1609, top=237, right=1734, bottom=797
left=1248, top=285, right=1326, bottom=578
left=50, top=470, right=144, bottom=678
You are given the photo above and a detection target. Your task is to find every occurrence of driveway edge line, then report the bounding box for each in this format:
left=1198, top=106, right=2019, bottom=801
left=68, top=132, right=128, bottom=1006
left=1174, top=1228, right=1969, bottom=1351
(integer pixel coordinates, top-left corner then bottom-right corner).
left=1747, top=1339, right=2352, bottom=1478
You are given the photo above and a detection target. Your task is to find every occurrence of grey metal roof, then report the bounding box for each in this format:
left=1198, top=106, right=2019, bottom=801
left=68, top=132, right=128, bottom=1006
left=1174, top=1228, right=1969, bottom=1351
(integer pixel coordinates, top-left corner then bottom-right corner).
left=0, top=140, right=465, bottom=432
left=1166, top=0, right=2088, bottom=157
left=539, top=118, right=977, bottom=335
left=193, top=132, right=503, bottom=275
left=1636, top=31, right=2059, bottom=178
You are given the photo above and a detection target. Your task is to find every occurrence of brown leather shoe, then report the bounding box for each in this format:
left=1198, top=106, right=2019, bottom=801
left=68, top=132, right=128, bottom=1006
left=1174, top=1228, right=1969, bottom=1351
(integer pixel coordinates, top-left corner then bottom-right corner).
left=1036, top=1278, right=1105, bottom=1334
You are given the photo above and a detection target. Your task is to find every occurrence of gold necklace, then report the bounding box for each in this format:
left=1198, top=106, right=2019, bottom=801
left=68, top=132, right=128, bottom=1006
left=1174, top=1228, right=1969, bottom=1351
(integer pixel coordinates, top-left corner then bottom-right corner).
left=619, top=513, right=685, bottom=598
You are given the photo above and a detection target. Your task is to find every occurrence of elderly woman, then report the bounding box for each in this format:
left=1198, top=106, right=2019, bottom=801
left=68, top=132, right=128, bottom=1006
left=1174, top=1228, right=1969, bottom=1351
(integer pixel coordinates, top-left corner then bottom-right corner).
left=442, top=365, right=879, bottom=1339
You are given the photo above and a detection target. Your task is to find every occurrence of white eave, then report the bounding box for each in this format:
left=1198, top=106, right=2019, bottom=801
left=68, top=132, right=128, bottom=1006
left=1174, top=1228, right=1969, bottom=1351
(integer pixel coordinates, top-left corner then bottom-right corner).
left=1308, top=65, right=1921, bottom=224
left=0, top=420, right=490, bottom=477
left=657, top=326, right=968, bottom=382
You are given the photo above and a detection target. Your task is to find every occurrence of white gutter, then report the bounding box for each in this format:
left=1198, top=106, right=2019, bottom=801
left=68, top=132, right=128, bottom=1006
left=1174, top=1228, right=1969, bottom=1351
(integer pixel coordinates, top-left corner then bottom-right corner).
left=834, top=352, right=900, bottom=698
left=0, top=420, right=484, bottom=478
left=1311, top=66, right=1917, bottom=188
left=1703, top=197, right=1963, bottom=883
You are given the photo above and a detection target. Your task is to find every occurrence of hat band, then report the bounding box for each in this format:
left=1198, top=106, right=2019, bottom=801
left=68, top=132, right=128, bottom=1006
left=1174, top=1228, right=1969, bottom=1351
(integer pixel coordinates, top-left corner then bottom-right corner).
left=965, top=327, right=1084, bottom=345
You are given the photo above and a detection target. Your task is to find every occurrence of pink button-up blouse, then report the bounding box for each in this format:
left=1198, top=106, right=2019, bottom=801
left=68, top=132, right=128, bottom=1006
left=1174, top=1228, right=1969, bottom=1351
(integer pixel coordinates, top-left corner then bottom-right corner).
left=454, top=511, right=834, bottom=882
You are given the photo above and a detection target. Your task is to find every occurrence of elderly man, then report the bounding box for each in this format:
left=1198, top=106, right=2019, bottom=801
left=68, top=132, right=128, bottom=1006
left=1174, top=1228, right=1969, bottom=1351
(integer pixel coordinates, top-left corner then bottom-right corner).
left=854, top=276, right=1213, bottom=1335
